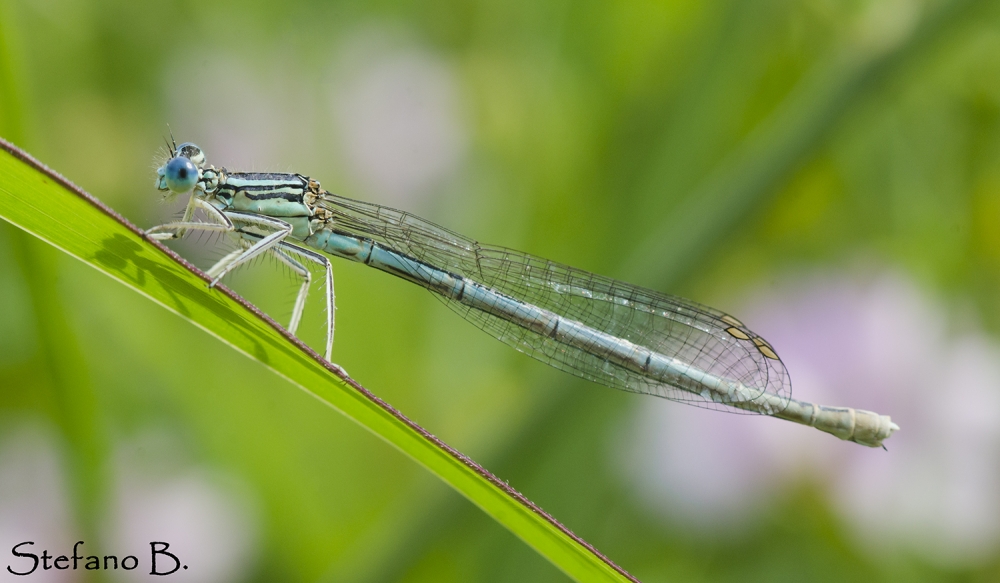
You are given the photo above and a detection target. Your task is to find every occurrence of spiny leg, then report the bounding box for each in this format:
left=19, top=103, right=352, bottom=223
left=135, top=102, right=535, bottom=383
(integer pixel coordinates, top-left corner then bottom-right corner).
left=147, top=198, right=234, bottom=240
left=150, top=205, right=294, bottom=289
left=206, top=212, right=296, bottom=287
left=153, top=212, right=343, bottom=371
left=148, top=190, right=202, bottom=240
left=147, top=221, right=231, bottom=240
left=273, top=241, right=337, bottom=365
left=206, top=232, right=312, bottom=335
left=148, top=203, right=345, bottom=372
left=232, top=232, right=339, bottom=365
left=204, top=212, right=273, bottom=279
left=206, top=244, right=251, bottom=280
left=174, top=189, right=200, bottom=239
left=146, top=210, right=270, bottom=292
left=269, top=246, right=311, bottom=335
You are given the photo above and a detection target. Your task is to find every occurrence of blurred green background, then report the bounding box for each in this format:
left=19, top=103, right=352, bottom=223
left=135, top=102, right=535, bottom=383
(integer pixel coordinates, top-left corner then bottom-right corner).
left=3, top=0, right=1000, bottom=581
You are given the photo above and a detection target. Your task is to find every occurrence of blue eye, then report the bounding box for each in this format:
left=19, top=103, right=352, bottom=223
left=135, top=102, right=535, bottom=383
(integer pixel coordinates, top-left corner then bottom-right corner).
left=164, top=156, right=199, bottom=192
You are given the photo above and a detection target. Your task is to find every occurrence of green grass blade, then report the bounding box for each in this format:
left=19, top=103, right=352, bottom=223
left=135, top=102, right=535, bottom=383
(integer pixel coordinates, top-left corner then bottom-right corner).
left=0, top=138, right=637, bottom=583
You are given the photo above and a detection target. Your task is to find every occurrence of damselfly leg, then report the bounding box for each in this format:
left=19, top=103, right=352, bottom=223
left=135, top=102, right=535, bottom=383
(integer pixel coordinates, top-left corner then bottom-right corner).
left=147, top=208, right=339, bottom=364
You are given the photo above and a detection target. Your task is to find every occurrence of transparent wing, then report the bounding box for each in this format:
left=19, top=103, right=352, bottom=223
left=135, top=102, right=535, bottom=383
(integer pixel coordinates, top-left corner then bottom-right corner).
left=320, top=194, right=790, bottom=413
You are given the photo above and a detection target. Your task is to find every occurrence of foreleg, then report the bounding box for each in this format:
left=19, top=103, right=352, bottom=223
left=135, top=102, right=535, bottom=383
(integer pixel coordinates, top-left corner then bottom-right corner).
left=147, top=198, right=233, bottom=240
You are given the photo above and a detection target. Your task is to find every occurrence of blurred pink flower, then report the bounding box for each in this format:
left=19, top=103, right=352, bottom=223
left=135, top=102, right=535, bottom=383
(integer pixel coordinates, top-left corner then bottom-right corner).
left=330, top=29, right=468, bottom=206
left=618, top=270, right=1000, bottom=564
left=164, top=53, right=318, bottom=173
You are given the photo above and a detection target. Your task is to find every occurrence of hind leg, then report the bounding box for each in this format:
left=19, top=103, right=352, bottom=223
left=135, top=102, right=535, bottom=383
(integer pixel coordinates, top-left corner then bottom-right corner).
left=274, top=241, right=337, bottom=365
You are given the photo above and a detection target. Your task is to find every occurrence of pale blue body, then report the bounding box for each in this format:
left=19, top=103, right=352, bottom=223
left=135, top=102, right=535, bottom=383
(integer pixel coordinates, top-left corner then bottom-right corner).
left=309, top=228, right=740, bottom=403
left=150, top=142, right=899, bottom=447
left=212, top=171, right=742, bottom=406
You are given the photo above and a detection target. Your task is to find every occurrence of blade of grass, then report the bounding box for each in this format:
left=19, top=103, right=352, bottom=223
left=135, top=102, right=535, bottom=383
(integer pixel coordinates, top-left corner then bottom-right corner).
left=0, top=138, right=637, bottom=583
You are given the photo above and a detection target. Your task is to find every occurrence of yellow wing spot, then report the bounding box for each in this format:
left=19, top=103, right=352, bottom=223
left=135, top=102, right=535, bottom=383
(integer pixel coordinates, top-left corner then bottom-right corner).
left=721, top=314, right=744, bottom=327
left=753, top=338, right=779, bottom=360
left=725, top=327, right=750, bottom=340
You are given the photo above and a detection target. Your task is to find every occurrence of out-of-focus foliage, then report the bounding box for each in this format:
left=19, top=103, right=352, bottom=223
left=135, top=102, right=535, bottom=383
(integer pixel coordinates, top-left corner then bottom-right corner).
left=2, top=0, right=1000, bottom=581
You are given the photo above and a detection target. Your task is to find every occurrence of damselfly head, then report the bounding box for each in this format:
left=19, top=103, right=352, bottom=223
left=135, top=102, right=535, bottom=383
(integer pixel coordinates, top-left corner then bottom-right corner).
left=154, top=142, right=207, bottom=194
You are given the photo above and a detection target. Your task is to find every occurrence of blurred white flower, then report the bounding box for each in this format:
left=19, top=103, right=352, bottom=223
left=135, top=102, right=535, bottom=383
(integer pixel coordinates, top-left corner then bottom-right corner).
left=163, top=52, right=317, bottom=171
left=104, top=432, right=259, bottom=583
left=0, top=423, right=259, bottom=583
left=617, top=269, right=1000, bottom=565
left=329, top=29, right=468, bottom=206
left=0, top=422, right=77, bottom=582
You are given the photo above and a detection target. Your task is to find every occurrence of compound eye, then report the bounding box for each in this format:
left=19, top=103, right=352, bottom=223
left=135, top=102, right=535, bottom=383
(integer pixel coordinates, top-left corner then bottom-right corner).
left=163, top=156, right=199, bottom=193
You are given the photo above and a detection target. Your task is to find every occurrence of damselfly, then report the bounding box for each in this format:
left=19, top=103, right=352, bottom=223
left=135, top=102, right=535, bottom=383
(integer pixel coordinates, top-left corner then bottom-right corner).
left=147, top=141, right=898, bottom=447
